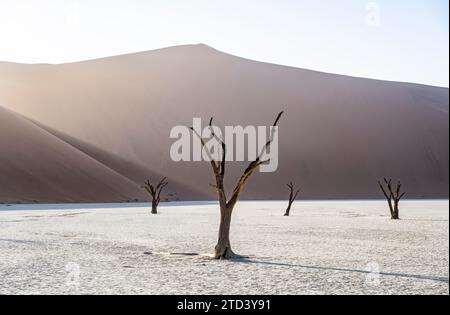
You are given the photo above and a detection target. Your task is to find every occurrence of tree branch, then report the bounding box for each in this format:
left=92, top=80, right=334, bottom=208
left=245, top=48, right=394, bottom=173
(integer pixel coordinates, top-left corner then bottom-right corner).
left=227, top=111, right=284, bottom=208
left=190, top=122, right=227, bottom=209
left=293, top=190, right=300, bottom=201
left=209, top=118, right=226, bottom=177
left=190, top=126, right=220, bottom=175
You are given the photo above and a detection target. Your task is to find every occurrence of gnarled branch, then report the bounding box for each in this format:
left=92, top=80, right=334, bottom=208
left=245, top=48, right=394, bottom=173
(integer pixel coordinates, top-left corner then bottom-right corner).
left=285, top=182, right=300, bottom=216
left=142, top=177, right=169, bottom=214
left=227, top=111, right=284, bottom=209
left=378, top=178, right=406, bottom=220
left=189, top=111, right=284, bottom=259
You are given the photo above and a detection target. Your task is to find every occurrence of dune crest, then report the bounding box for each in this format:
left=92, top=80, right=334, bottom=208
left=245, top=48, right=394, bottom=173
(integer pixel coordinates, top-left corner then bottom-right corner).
left=0, top=44, right=448, bottom=202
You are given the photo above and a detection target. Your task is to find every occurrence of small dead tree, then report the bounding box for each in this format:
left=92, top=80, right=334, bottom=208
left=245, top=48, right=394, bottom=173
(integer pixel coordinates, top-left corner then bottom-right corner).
left=284, top=182, right=300, bottom=216
left=378, top=178, right=406, bottom=220
left=190, top=111, right=284, bottom=259
left=142, top=177, right=169, bottom=214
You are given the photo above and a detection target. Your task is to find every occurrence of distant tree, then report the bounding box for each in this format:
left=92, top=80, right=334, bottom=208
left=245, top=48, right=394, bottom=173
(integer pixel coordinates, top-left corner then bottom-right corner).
left=378, top=178, right=406, bottom=220
left=142, top=177, right=169, bottom=214
left=284, top=182, right=300, bottom=216
left=191, top=111, right=284, bottom=259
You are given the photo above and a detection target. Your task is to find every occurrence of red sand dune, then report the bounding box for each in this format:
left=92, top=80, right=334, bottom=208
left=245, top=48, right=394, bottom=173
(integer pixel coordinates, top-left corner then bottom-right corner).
left=0, top=106, right=146, bottom=203
left=0, top=44, right=448, bottom=202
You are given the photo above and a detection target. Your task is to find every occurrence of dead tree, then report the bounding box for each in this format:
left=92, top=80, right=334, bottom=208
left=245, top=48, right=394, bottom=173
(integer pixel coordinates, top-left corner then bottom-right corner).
left=284, top=182, right=300, bottom=216
left=378, top=178, right=406, bottom=220
left=190, top=111, right=284, bottom=259
left=141, top=177, right=169, bottom=214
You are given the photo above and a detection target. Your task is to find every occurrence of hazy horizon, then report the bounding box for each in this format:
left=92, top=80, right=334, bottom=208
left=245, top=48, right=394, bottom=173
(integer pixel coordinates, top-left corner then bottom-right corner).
left=1, top=43, right=448, bottom=89
left=0, top=0, right=448, bottom=87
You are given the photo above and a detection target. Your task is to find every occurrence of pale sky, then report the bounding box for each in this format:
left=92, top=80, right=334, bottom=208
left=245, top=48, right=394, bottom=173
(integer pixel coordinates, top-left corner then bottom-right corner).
left=0, top=0, right=448, bottom=87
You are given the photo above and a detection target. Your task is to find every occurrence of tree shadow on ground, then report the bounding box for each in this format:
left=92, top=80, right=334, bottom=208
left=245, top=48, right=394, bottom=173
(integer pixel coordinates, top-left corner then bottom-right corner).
left=401, top=218, right=449, bottom=222
left=146, top=251, right=449, bottom=284
left=231, top=258, right=449, bottom=283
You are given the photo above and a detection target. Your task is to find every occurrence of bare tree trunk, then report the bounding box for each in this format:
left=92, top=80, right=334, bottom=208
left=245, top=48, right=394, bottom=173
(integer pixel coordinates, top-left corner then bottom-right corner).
left=142, top=177, right=169, bottom=215
left=284, top=203, right=293, bottom=217
left=284, top=182, right=299, bottom=216
left=393, top=200, right=400, bottom=220
left=191, top=111, right=284, bottom=259
left=378, top=178, right=405, bottom=220
left=151, top=201, right=158, bottom=214
left=215, top=206, right=235, bottom=259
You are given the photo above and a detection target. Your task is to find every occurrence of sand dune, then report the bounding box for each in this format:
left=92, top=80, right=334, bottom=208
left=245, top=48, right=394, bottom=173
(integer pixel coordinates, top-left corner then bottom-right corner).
left=33, top=121, right=209, bottom=201
left=0, top=44, right=448, bottom=202
left=0, top=106, right=148, bottom=203
left=0, top=107, right=204, bottom=203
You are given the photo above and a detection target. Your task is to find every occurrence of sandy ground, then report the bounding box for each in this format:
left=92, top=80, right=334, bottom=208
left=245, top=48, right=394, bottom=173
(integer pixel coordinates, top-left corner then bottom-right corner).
left=0, top=200, right=448, bottom=295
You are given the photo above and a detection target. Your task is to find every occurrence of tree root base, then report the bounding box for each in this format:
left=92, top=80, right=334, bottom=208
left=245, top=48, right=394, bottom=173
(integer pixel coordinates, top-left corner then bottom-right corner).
left=143, top=250, right=250, bottom=261
left=213, top=251, right=249, bottom=260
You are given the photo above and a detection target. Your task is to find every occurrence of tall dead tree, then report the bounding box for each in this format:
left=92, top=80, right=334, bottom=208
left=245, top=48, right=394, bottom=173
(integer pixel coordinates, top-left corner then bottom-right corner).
left=284, top=182, right=300, bottom=217
left=191, top=111, right=284, bottom=259
left=378, top=178, right=406, bottom=220
left=142, top=177, right=169, bottom=214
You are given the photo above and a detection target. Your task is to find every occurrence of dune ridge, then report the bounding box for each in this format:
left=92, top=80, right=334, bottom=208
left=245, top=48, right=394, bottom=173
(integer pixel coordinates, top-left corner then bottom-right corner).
left=0, top=44, right=448, bottom=202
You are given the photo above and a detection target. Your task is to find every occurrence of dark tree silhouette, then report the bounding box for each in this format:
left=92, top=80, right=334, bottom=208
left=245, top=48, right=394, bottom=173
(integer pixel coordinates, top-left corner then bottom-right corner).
left=378, top=178, right=406, bottom=220
left=142, top=177, right=169, bottom=214
left=190, top=111, right=284, bottom=259
left=284, top=182, right=300, bottom=216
